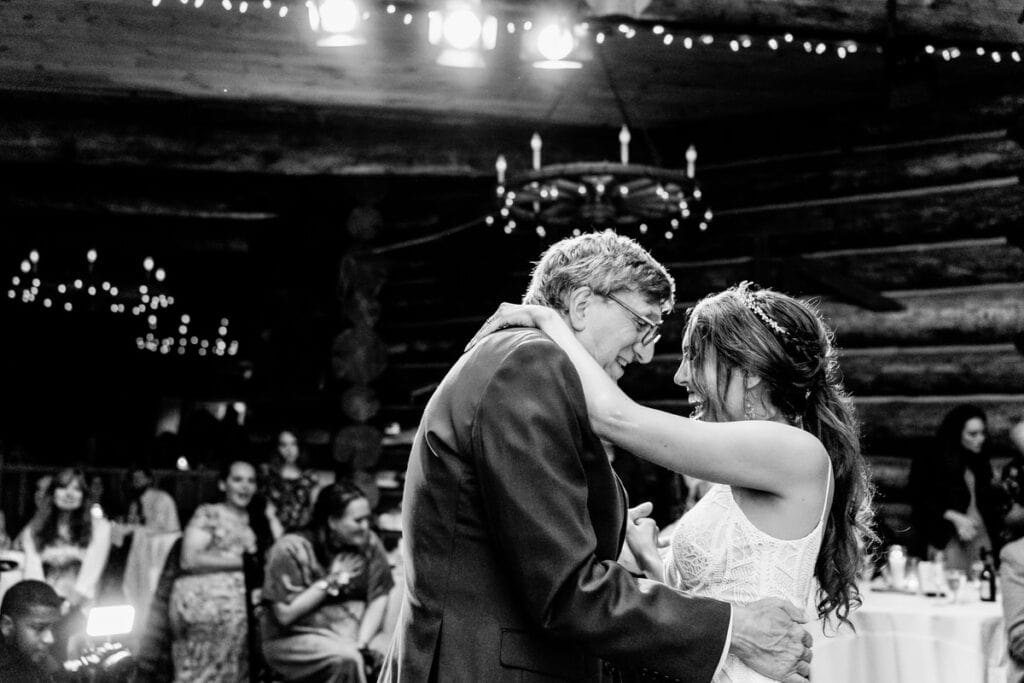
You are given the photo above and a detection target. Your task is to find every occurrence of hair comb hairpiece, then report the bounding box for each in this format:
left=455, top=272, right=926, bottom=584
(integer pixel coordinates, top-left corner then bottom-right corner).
left=738, top=287, right=789, bottom=338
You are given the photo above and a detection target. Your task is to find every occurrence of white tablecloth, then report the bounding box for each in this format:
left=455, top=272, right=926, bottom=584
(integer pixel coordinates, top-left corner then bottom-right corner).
left=811, top=589, right=1006, bottom=683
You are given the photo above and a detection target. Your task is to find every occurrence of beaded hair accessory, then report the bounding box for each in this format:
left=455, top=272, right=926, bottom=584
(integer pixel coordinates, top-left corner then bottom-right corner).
left=737, top=286, right=788, bottom=338
left=736, top=283, right=826, bottom=402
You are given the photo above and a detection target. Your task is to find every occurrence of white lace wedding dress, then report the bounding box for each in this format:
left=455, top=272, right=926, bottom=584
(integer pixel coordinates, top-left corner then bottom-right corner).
left=664, top=464, right=832, bottom=683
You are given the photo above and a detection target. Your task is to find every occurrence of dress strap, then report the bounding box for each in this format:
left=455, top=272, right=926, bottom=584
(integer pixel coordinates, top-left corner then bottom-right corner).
left=818, top=457, right=834, bottom=528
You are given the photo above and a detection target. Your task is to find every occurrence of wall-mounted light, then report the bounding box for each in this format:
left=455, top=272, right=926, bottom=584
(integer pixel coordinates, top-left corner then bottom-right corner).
left=428, top=0, right=497, bottom=68
left=307, top=0, right=366, bottom=47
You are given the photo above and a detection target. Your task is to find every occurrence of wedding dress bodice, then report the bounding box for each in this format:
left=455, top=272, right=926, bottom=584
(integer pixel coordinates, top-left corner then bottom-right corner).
left=665, top=465, right=831, bottom=683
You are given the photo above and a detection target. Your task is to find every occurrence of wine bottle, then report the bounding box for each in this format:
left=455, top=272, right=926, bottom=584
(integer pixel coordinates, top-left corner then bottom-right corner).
left=979, top=548, right=997, bottom=602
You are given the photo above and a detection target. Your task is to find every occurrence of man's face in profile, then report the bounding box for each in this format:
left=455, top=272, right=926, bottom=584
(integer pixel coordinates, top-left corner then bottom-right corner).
left=575, top=289, right=662, bottom=381
left=1, top=605, right=61, bottom=670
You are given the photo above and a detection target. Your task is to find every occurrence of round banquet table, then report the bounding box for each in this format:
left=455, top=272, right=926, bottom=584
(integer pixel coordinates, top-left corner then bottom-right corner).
left=810, top=588, right=1006, bottom=683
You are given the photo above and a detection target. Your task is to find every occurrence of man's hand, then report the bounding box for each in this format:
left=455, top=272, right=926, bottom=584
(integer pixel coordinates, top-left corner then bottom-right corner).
left=730, top=598, right=813, bottom=683
left=624, top=502, right=667, bottom=581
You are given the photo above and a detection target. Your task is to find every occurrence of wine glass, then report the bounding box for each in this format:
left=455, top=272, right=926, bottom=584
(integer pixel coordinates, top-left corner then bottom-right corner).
left=945, top=569, right=966, bottom=604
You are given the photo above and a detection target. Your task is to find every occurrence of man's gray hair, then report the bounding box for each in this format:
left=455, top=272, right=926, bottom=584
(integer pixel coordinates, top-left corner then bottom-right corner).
left=522, top=230, right=676, bottom=313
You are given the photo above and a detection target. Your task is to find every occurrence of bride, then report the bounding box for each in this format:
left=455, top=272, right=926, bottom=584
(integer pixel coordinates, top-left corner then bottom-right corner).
left=469, top=281, right=875, bottom=683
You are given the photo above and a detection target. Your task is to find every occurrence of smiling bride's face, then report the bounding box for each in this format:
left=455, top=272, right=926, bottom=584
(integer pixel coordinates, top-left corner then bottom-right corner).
left=675, top=324, right=747, bottom=423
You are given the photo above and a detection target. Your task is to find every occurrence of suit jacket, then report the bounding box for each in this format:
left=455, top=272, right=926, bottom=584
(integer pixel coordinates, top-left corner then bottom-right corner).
left=1001, top=538, right=1024, bottom=683
left=379, top=329, right=731, bottom=683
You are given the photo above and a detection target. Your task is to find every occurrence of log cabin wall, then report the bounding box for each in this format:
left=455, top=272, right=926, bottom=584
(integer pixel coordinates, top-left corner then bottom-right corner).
left=2, top=0, right=1024, bottom=546
left=370, top=106, right=1024, bottom=548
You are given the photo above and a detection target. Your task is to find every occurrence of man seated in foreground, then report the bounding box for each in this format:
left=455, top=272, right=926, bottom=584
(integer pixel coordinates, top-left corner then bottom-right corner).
left=0, top=579, right=64, bottom=682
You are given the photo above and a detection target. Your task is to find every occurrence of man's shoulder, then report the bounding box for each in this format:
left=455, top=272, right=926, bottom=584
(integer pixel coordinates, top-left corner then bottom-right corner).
left=470, top=328, right=569, bottom=370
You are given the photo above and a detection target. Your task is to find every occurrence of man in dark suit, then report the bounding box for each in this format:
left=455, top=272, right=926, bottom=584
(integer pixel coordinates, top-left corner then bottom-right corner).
left=380, top=231, right=812, bottom=682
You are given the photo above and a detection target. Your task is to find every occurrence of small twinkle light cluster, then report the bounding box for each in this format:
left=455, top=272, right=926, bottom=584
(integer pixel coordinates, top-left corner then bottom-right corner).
left=490, top=126, right=713, bottom=243
left=137, top=314, right=240, bottom=357
left=143, top=0, right=1024, bottom=71
left=6, top=249, right=240, bottom=358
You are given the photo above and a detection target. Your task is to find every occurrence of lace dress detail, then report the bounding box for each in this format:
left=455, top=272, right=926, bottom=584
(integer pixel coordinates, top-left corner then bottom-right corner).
left=666, top=465, right=832, bottom=683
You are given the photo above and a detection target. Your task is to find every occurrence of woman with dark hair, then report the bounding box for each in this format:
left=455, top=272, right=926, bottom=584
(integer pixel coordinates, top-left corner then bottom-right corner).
left=261, top=481, right=394, bottom=683
left=470, top=281, right=874, bottom=680
left=19, top=468, right=111, bottom=611
left=169, top=459, right=274, bottom=682
left=909, top=404, right=1002, bottom=570
left=261, top=430, right=321, bottom=533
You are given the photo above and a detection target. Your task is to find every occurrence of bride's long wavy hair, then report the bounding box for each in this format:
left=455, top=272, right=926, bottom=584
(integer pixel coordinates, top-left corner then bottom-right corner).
left=683, top=282, right=875, bottom=628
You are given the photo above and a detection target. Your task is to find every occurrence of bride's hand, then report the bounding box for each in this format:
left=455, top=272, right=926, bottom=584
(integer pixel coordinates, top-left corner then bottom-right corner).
left=464, top=303, right=558, bottom=351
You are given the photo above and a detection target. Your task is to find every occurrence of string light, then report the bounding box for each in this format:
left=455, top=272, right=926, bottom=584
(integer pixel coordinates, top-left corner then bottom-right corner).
left=5, top=249, right=240, bottom=358
left=134, top=0, right=1024, bottom=71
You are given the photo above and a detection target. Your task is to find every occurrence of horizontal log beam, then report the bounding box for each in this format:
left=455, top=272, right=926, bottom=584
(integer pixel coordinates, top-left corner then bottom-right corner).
left=699, top=132, right=1024, bottom=209
left=381, top=238, right=1022, bottom=317
left=380, top=344, right=1024, bottom=414
left=379, top=283, right=1024, bottom=359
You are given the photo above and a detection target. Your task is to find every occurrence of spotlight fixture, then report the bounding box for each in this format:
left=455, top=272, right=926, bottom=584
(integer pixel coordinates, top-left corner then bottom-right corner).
left=307, top=0, right=366, bottom=47
left=428, top=0, right=497, bottom=68
left=525, top=17, right=588, bottom=69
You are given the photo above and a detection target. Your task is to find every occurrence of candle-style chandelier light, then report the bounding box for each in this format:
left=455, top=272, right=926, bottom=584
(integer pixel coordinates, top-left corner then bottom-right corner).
left=492, top=126, right=712, bottom=242
left=6, top=248, right=240, bottom=357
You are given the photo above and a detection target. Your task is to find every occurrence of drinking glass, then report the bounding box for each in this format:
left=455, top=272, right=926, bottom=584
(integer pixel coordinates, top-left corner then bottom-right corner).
left=945, top=569, right=965, bottom=604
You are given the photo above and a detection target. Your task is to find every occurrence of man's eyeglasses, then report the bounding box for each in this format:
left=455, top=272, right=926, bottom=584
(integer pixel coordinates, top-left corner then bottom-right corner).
left=605, top=292, right=662, bottom=346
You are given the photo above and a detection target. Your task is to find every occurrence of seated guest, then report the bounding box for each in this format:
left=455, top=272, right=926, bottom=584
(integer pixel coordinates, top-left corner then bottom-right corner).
left=119, top=468, right=182, bottom=632
left=169, top=459, right=274, bottom=682
left=261, top=481, right=393, bottom=683
left=0, top=579, right=64, bottom=682
left=123, top=467, right=181, bottom=536
left=17, top=468, right=111, bottom=658
left=261, top=429, right=321, bottom=534
left=18, top=468, right=112, bottom=606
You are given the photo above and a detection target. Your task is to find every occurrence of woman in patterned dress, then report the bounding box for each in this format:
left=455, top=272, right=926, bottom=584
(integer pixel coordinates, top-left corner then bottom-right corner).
left=169, top=459, right=273, bottom=682
left=471, top=281, right=875, bottom=682
left=262, top=430, right=321, bottom=533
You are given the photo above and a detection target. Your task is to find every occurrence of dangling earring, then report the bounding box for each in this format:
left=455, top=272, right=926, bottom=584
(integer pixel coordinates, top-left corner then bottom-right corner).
left=744, top=393, right=756, bottom=420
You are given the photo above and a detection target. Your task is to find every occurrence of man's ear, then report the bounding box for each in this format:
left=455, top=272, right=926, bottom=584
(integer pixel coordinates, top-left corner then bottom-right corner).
left=218, top=480, right=227, bottom=493
left=565, top=287, right=593, bottom=332
left=0, top=614, right=13, bottom=639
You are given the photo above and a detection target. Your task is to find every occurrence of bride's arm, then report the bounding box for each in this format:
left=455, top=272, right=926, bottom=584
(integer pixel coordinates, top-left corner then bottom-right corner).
left=469, top=305, right=826, bottom=493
